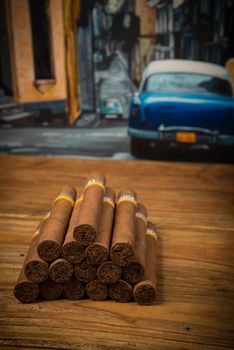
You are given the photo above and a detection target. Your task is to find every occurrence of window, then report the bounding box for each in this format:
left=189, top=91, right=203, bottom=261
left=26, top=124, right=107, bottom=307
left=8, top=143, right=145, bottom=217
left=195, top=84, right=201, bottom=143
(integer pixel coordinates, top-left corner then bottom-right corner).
left=200, top=0, right=209, bottom=14
left=29, top=0, right=54, bottom=80
left=144, top=73, right=232, bottom=97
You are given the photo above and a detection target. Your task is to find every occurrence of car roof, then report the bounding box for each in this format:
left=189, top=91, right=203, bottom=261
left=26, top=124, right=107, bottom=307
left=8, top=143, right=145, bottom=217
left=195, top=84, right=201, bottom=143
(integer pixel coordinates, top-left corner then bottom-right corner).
left=142, top=59, right=231, bottom=82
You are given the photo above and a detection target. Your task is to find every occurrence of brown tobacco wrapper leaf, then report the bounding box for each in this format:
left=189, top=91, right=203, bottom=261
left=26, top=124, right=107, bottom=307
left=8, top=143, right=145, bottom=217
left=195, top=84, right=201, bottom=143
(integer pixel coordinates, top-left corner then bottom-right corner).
left=73, top=171, right=106, bottom=245
left=122, top=203, right=147, bottom=284
left=14, top=269, right=39, bottom=303
left=110, top=190, right=137, bottom=266
left=24, top=217, right=50, bottom=283
left=109, top=279, right=133, bottom=303
left=39, top=278, right=63, bottom=300
left=97, top=261, right=122, bottom=284
left=74, top=259, right=97, bottom=283
left=49, top=258, right=73, bottom=283
left=14, top=218, right=50, bottom=303
left=86, top=279, right=109, bottom=301
left=85, top=187, right=116, bottom=265
left=63, top=278, right=85, bottom=300
left=133, top=221, right=158, bottom=305
left=37, top=185, right=76, bottom=262
left=61, top=191, right=86, bottom=264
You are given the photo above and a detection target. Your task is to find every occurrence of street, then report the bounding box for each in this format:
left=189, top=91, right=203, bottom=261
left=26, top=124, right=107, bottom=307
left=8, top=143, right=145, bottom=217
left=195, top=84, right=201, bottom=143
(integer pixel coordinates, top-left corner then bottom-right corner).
left=0, top=125, right=132, bottom=159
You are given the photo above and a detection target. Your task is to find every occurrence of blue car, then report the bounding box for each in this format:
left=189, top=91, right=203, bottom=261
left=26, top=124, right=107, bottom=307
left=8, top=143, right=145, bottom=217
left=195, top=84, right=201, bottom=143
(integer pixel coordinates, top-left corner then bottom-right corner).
left=128, top=59, right=234, bottom=157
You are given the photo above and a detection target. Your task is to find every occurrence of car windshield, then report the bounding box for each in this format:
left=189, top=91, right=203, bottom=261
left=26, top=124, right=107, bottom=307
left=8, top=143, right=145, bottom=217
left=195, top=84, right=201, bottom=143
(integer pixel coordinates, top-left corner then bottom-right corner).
left=144, top=72, right=232, bottom=97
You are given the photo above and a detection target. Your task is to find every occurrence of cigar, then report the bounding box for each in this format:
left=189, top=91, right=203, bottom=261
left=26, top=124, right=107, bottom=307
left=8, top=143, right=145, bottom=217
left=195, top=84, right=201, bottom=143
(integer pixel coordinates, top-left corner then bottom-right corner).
left=122, top=203, right=147, bottom=284
left=73, top=171, right=106, bottom=245
left=63, top=277, right=85, bottom=300
left=97, top=261, right=122, bottom=284
left=109, top=279, right=133, bottom=303
left=14, top=269, right=39, bottom=303
left=85, top=187, right=115, bottom=265
left=61, top=191, right=86, bottom=264
left=86, top=279, right=108, bottom=301
left=74, top=258, right=97, bottom=283
left=24, top=214, right=50, bottom=283
left=110, top=190, right=137, bottom=266
left=37, top=185, right=76, bottom=262
left=39, top=278, right=63, bottom=300
left=49, top=258, right=73, bottom=283
left=14, top=219, right=50, bottom=303
left=133, top=221, right=158, bottom=305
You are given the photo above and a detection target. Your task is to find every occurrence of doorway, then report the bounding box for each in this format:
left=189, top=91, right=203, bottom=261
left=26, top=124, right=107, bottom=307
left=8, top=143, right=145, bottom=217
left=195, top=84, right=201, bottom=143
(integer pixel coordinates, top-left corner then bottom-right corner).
left=0, top=0, right=13, bottom=98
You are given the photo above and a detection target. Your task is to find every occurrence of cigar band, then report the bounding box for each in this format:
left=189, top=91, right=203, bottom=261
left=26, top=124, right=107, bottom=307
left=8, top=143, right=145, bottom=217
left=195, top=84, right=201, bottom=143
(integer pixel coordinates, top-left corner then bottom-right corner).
left=117, top=195, right=137, bottom=207
left=146, top=228, right=158, bottom=240
left=103, top=196, right=115, bottom=208
left=75, top=195, right=83, bottom=205
left=136, top=211, right=147, bottom=225
left=85, top=179, right=105, bottom=191
left=54, top=194, right=75, bottom=206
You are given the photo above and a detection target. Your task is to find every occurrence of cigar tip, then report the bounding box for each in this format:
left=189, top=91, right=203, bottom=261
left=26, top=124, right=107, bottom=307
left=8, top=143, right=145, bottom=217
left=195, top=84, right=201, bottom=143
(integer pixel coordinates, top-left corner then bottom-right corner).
left=147, top=221, right=156, bottom=232
left=117, top=189, right=137, bottom=199
left=137, top=203, right=147, bottom=216
left=60, top=185, right=76, bottom=198
left=105, top=187, right=116, bottom=201
left=87, top=170, right=106, bottom=184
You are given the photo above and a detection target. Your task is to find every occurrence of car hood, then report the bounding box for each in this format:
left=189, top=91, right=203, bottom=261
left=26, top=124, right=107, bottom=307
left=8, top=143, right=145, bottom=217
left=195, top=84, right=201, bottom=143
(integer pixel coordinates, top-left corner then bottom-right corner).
left=137, top=92, right=234, bottom=133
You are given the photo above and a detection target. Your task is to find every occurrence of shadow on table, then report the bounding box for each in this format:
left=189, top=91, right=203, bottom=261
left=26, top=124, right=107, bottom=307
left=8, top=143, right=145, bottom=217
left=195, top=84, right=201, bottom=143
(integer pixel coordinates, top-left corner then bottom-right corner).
left=135, top=148, right=234, bottom=164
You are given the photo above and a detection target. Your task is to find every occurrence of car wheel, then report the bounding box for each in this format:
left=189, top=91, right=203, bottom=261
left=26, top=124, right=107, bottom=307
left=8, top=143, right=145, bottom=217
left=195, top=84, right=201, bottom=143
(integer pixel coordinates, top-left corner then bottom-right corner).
left=130, top=137, right=149, bottom=158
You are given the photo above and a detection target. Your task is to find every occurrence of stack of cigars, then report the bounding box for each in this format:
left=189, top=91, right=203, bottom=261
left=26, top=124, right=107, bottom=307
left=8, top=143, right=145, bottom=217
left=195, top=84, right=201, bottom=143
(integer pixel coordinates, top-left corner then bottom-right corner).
left=14, top=171, right=158, bottom=306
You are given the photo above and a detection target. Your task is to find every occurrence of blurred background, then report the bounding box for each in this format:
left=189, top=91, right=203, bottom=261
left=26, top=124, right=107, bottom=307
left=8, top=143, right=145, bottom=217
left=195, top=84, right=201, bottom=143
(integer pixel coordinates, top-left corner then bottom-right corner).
left=0, top=0, right=233, bottom=161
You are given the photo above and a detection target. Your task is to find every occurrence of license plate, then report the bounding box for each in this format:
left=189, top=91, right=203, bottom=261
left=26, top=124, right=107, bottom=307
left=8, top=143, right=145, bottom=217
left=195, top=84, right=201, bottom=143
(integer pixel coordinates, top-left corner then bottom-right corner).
left=176, top=132, right=196, bottom=143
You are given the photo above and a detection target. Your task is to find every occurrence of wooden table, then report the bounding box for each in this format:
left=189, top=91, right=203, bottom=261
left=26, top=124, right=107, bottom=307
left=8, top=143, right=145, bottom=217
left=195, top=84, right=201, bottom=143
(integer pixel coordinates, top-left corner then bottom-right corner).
left=0, top=155, right=234, bottom=350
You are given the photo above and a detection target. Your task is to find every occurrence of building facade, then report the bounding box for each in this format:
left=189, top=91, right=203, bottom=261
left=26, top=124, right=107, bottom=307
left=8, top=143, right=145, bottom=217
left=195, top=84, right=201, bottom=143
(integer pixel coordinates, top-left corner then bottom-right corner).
left=0, top=0, right=83, bottom=125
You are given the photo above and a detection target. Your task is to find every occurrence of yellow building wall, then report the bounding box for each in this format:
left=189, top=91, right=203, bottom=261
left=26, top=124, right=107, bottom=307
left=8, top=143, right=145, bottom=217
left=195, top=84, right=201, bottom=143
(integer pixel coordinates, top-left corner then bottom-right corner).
left=135, top=0, right=156, bottom=36
left=225, top=58, right=234, bottom=96
left=8, top=0, right=67, bottom=103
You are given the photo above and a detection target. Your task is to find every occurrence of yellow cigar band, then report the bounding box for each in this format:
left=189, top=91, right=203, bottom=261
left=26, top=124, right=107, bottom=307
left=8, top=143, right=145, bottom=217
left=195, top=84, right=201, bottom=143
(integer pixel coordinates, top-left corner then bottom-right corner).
left=117, top=196, right=137, bottom=207
left=103, top=197, right=115, bottom=208
left=85, top=180, right=105, bottom=191
left=75, top=196, right=83, bottom=205
left=136, top=211, right=147, bottom=225
left=146, top=229, right=158, bottom=240
left=54, top=195, right=74, bottom=207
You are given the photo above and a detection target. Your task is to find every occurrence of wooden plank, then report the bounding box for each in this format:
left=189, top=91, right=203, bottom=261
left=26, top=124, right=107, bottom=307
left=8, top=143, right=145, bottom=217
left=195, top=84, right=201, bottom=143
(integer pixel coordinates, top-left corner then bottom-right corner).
left=0, top=155, right=234, bottom=349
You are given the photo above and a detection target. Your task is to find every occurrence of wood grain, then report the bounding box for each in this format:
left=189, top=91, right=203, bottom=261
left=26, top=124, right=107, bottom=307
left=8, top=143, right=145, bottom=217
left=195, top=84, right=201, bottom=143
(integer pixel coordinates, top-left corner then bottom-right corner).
left=0, top=155, right=234, bottom=349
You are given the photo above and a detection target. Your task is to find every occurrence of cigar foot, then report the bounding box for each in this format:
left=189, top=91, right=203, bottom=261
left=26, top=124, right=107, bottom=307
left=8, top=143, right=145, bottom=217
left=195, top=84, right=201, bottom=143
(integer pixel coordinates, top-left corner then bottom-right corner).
left=97, top=261, right=122, bottom=284
left=61, top=241, right=86, bottom=264
left=63, top=278, right=85, bottom=300
left=14, top=281, right=39, bottom=303
left=73, top=224, right=96, bottom=245
left=49, top=259, right=73, bottom=283
left=133, top=281, right=156, bottom=305
left=110, top=243, right=135, bottom=266
left=86, top=279, right=108, bottom=301
left=74, top=259, right=97, bottom=283
left=25, top=260, right=49, bottom=283
left=85, top=243, right=108, bottom=265
left=39, top=279, right=63, bottom=300
left=37, top=240, right=60, bottom=262
left=122, top=262, right=144, bottom=284
left=109, top=280, right=133, bottom=302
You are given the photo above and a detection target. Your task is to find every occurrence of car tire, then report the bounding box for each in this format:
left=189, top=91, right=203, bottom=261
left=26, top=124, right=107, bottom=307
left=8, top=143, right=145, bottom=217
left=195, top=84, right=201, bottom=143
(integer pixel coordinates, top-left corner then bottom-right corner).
left=130, top=137, right=148, bottom=158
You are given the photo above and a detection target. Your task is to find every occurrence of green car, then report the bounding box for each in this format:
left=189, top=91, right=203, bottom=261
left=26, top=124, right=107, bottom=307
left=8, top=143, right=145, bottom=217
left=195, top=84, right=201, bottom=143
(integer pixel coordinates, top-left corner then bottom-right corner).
left=100, top=98, right=123, bottom=119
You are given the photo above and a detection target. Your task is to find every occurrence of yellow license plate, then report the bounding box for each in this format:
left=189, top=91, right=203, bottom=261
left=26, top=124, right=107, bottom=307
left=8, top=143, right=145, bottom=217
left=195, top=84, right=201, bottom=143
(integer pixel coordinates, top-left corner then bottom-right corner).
left=176, top=132, right=196, bottom=143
